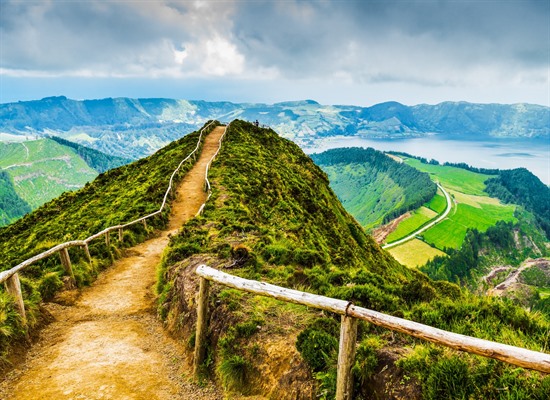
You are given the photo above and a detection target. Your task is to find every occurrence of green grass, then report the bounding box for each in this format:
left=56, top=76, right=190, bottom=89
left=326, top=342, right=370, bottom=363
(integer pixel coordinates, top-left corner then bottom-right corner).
left=539, top=288, right=550, bottom=299
left=0, top=122, right=217, bottom=355
left=426, top=191, right=447, bottom=214
left=404, top=158, right=492, bottom=195
left=0, top=139, right=98, bottom=209
left=324, top=163, right=405, bottom=228
left=424, top=201, right=516, bottom=250
left=387, top=239, right=446, bottom=268
left=385, top=207, right=434, bottom=243
left=155, top=121, right=549, bottom=398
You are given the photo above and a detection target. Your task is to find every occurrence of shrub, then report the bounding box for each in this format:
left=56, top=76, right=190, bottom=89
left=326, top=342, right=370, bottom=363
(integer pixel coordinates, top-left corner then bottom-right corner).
left=218, top=354, right=250, bottom=390
left=296, top=327, right=338, bottom=372
left=38, top=272, right=63, bottom=300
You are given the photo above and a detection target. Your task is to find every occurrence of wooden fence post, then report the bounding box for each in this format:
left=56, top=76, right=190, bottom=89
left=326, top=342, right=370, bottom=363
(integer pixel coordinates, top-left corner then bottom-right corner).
left=4, top=273, right=27, bottom=327
left=83, top=244, right=92, bottom=265
left=59, top=248, right=75, bottom=283
left=118, top=228, right=123, bottom=242
left=105, top=231, right=111, bottom=247
left=142, top=219, right=147, bottom=230
left=194, top=277, right=210, bottom=379
left=336, top=315, right=358, bottom=400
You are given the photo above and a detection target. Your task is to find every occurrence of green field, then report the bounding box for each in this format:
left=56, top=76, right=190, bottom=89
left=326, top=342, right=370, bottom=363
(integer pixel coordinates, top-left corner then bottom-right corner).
left=387, top=238, right=446, bottom=268
left=539, top=288, right=550, bottom=299
left=0, top=139, right=97, bottom=208
left=404, top=158, right=492, bottom=195
left=384, top=159, right=518, bottom=262
left=386, top=206, right=436, bottom=243
left=423, top=197, right=516, bottom=250
left=425, top=190, right=447, bottom=213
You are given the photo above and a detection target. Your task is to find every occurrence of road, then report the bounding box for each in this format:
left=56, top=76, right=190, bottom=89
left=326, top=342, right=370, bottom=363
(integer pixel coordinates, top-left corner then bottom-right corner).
left=383, top=183, right=453, bottom=249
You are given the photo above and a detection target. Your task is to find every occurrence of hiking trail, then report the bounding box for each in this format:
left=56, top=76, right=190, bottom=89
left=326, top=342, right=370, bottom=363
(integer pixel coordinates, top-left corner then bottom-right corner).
left=0, top=126, right=227, bottom=400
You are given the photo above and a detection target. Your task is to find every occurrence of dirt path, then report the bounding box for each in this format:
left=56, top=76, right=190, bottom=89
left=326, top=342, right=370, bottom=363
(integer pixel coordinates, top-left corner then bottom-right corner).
left=0, top=126, right=227, bottom=400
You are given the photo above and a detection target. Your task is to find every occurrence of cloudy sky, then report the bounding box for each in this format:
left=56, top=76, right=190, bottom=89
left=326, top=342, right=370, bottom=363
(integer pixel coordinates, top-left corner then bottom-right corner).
left=1, top=0, right=549, bottom=106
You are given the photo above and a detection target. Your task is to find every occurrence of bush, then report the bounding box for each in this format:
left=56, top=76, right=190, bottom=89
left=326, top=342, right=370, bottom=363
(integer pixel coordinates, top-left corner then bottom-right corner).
left=218, top=354, right=250, bottom=390
left=38, top=272, right=63, bottom=300
left=296, top=327, right=338, bottom=372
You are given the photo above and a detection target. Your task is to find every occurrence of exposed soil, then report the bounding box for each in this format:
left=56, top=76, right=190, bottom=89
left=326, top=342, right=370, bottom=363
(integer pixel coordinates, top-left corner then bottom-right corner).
left=487, top=258, right=548, bottom=296
left=372, top=213, right=410, bottom=244
left=0, top=127, right=227, bottom=400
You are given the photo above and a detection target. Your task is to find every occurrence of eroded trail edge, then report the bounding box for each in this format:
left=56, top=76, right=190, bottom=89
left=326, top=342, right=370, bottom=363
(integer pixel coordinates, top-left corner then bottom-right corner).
left=0, top=126, right=227, bottom=400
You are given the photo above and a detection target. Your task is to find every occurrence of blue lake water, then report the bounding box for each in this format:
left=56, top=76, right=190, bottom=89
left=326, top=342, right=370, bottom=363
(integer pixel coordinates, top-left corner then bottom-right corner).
left=303, top=136, right=550, bottom=185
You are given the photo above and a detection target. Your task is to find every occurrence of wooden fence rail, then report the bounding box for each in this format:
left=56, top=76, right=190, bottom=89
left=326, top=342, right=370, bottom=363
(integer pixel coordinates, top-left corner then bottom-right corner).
left=0, top=120, right=219, bottom=327
left=194, top=265, right=550, bottom=400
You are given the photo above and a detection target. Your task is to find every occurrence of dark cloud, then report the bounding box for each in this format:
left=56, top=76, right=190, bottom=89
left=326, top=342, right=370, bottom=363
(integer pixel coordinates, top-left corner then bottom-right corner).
left=0, top=0, right=548, bottom=105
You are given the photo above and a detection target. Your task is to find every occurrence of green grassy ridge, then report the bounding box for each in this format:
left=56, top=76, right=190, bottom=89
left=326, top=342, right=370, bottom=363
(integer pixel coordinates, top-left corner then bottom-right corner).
left=49, top=135, right=132, bottom=173
left=156, top=120, right=549, bottom=398
left=0, top=139, right=98, bottom=210
left=320, top=163, right=405, bottom=228
left=311, top=147, right=436, bottom=229
left=0, top=122, right=218, bottom=357
left=485, top=168, right=550, bottom=239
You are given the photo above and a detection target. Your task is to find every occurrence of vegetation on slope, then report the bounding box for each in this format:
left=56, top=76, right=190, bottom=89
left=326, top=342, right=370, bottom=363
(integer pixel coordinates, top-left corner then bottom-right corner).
left=49, top=136, right=131, bottom=172
left=0, top=171, right=31, bottom=226
left=0, top=139, right=98, bottom=210
left=157, top=120, right=549, bottom=399
left=311, top=147, right=436, bottom=229
left=485, top=168, right=550, bottom=239
left=0, top=122, right=218, bottom=360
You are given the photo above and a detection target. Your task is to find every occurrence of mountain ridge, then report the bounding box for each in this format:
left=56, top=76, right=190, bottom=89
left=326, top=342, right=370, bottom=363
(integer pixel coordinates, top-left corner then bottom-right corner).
left=1, top=97, right=548, bottom=160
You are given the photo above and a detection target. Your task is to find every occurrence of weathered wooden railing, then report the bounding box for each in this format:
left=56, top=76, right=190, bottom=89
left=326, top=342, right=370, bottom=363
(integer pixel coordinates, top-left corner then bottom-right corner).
left=196, top=121, right=230, bottom=216
left=0, top=120, right=219, bottom=326
left=194, top=265, right=550, bottom=400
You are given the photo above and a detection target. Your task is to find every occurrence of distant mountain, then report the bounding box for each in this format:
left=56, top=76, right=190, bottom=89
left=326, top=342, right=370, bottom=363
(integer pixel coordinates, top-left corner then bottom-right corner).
left=1, top=97, right=548, bottom=159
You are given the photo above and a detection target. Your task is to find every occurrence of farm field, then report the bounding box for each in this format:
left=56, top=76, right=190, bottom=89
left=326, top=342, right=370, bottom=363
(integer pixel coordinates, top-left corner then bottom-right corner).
left=385, top=206, right=436, bottom=243
left=404, top=158, right=492, bottom=195
left=383, top=159, right=517, bottom=265
left=423, top=196, right=516, bottom=250
left=387, top=238, right=446, bottom=268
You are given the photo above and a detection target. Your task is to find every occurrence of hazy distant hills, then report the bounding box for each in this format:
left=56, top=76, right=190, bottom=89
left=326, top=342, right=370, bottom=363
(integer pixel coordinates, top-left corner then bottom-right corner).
left=1, top=97, right=548, bottom=158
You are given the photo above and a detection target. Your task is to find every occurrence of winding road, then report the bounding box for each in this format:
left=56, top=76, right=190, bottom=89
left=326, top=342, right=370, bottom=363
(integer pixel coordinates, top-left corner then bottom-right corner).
left=383, top=183, right=453, bottom=249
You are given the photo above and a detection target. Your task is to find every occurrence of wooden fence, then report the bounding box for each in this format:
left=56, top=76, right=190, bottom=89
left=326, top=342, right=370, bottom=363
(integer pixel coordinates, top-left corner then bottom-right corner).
left=0, top=120, right=219, bottom=326
left=194, top=265, right=550, bottom=400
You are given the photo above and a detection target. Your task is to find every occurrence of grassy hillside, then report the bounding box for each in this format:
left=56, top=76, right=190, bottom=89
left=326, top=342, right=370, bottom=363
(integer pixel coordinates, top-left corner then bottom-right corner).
left=0, top=122, right=218, bottom=358
left=311, top=147, right=436, bottom=229
left=156, top=120, right=549, bottom=399
left=0, top=171, right=31, bottom=226
left=49, top=136, right=131, bottom=173
left=385, top=156, right=516, bottom=252
left=0, top=139, right=98, bottom=209
left=0, top=138, right=131, bottom=227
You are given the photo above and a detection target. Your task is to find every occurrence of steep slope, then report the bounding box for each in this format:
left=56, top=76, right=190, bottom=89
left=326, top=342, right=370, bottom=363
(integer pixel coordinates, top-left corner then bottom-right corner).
left=311, top=147, right=436, bottom=229
left=0, top=138, right=130, bottom=227
left=48, top=136, right=131, bottom=173
left=156, top=120, right=549, bottom=399
left=0, top=171, right=31, bottom=226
